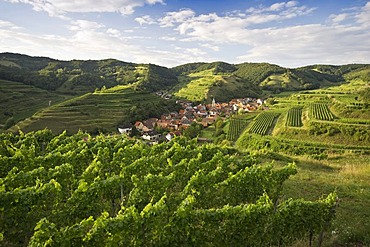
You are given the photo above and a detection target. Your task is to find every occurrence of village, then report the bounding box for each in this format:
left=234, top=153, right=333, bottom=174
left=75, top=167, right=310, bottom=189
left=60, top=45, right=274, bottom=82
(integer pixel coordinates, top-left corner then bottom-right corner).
left=118, top=97, right=265, bottom=143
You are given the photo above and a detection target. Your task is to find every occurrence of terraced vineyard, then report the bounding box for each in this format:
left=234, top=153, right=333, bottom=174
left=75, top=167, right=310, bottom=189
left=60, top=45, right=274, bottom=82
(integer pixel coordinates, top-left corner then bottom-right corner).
left=10, top=86, right=171, bottom=133
left=310, top=103, right=335, bottom=121
left=0, top=79, right=69, bottom=126
left=227, top=115, right=254, bottom=141
left=286, top=107, right=303, bottom=127
left=174, top=69, right=224, bottom=101
left=249, top=112, right=280, bottom=135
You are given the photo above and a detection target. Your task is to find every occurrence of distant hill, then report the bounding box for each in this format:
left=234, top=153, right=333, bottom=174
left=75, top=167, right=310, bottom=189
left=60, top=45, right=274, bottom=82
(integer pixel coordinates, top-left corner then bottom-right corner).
left=1, top=52, right=369, bottom=133
left=1, top=52, right=369, bottom=96
left=0, top=53, right=178, bottom=94
left=170, top=61, right=370, bottom=100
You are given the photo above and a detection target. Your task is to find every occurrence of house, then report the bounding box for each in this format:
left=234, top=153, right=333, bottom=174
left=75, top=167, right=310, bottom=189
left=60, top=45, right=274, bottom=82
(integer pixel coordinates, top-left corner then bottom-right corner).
left=134, top=121, right=144, bottom=131
left=142, top=131, right=161, bottom=141
left=169, top=120, right=180, bottom=130
left=165, top=131, right=181, bottom=141
left=142, top=118, right=158, bottom=132
left=170, top=112, right=179, bottom=118
left=179, top=109, right=185, bottom=115
left=180, top=116, right=193, bottom=127
left=201, top=117, right=216, bottom=127
left=165, top=132, right=175, bottom=141
left=209, top=109, right=218, bottom=117
left=196, top=110, right=208, bottom=118
left=157, top=119, right=170, bottom=129
left=118, top=127, right=132, bottom=135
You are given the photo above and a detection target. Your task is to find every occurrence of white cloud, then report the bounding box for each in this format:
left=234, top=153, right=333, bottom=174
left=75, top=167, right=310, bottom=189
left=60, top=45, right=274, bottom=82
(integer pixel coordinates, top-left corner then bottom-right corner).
left=269, top=1, right=297, bottom=12
left=156, top=2, right=315, bottom=40
left=246, top=1, right=300, bottom=14
left=69, top=20, right=105, bottom=31
left=2, top=1, right=370, bottom=68
left=0, top=16, right=213, bottom=67
left=0, top=20, right=22, bottom=30
left=235, top=23, right=370, bottom=67
left=184, top=48, right=207, bottom=56
left=159, top=9, right=195, bottom=27
left=135, top=15, right=156, bottom=25
left=107, top=28, right=122, bottom=37
left=356, top=2, right=370, bottom=27
left=146, top=0, right=164, bottom=5
left=201, top=43, right=220, bottom=52
left=151, top=1, right=370, bottom=67
left=6, top=0, right=165, bottom=17
left=160, top=36, right=177, bottom=41
left=329, top=13, right=348, bottom=23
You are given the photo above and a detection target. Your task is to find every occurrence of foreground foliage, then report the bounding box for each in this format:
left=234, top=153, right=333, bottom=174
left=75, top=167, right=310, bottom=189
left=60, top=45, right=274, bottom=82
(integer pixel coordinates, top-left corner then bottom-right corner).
left=0, top=130, right=337, bottom=246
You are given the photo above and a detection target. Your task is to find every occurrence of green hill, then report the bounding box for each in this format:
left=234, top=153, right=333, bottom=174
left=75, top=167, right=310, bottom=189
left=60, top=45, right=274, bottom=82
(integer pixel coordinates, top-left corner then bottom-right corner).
left=171, top=62, right=262, bottom=102
left=0, top=53, right=178, bottom=94
left=0, top=79, right=69, bottom=128
left=8, top=85, right=178, bottom=134
left=170, top=61, right=367, bottom=101
left=1, top=52, right=369, bottom=133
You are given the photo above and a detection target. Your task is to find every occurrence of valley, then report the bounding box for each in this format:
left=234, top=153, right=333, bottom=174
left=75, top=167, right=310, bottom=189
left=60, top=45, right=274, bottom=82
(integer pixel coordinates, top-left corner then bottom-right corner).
left=0, top=52, right=369, bottom=246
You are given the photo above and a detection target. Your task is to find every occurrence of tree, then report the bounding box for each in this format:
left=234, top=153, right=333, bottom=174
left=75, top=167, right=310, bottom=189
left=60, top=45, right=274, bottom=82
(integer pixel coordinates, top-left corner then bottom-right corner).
left=183, top=122, right=203, bottom=139
left=129, top=126, right=140, bottom=137
left=214, top=118, right=224, bottom=137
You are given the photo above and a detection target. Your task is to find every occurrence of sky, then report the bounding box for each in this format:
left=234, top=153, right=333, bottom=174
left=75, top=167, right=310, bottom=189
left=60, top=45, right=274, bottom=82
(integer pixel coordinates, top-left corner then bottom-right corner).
left=0, top=0, right=370, bottom=68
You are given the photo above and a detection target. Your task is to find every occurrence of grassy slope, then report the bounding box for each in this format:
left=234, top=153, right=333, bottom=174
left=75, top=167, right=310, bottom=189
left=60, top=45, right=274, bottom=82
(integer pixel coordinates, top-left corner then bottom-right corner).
left=173, top=68, right=261, bottom=102
left=234, top=79, right=370, bottom=246
left=174, top=69, right=222, bottom=101
left=9, top=85, right=164, bottom=134
left=269, top=78, right=370, bottom=146
left=256, top=152, right=370, bottom=246
left=0, top=79, right=70, bottom=126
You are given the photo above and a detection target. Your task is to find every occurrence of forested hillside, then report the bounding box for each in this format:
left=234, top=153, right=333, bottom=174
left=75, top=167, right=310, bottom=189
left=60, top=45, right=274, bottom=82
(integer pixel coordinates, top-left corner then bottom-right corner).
left=2, top=52, right=368, bottom=97
left=0, top=53, right=178, bottom=94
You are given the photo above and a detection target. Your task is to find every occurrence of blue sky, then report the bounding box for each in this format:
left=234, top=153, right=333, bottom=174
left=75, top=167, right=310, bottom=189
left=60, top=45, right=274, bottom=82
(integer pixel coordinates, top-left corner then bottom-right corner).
left=0, top=0, right=369, bottom=67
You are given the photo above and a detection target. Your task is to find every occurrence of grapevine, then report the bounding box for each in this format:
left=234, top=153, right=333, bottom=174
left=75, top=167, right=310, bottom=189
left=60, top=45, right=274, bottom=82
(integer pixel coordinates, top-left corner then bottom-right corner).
left=249, top=112, right=280, bottom=135
left=0, top=130, right=337, bottom=246
left=286, top=107, right=303, bottom=127
left=310, top=103, right=335, bottom=121
left=227, top=117, right=250, bottom=141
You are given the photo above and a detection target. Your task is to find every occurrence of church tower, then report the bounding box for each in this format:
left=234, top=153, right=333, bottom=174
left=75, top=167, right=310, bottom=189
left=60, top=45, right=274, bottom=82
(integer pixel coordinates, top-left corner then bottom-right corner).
left=212, top=97, right=216, bottom=108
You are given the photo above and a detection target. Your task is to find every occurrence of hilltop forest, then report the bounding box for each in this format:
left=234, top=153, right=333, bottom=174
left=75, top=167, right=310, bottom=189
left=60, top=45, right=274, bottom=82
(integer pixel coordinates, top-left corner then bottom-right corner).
left=0, top=52, right=370, bottom=246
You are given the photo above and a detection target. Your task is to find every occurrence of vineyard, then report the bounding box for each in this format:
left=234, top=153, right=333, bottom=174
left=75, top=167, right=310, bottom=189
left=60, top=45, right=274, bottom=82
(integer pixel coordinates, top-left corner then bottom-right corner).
left=0, top=130, right=338, bottom=246
left=227, top=116, right=253, bottom=141
left=286, top=107, right=303, bottom=127
left=249, top=112, right=280, bottom=135
left=310, top=103, right=335, bottom=121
